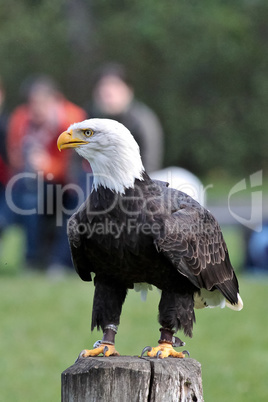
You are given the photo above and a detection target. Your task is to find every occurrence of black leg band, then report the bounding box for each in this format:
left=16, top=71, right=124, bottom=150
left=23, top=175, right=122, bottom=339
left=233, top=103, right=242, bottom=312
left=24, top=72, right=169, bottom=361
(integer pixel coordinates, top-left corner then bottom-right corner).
left=102, top=326, right=117, bottom=345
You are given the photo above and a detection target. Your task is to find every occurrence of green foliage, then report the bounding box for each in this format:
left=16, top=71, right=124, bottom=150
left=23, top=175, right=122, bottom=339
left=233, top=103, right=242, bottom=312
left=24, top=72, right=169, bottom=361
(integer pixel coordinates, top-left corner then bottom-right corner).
left=92, top=0, right=268, bottom=177
left=0, top=0, right=69, bottom=106
left=0, top=0, right=268, bottom=177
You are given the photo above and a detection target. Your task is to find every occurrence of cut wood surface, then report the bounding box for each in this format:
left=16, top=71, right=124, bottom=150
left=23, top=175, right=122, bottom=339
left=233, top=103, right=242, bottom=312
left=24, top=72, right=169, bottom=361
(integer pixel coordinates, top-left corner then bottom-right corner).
left=62, top=356, right=203, bottom=402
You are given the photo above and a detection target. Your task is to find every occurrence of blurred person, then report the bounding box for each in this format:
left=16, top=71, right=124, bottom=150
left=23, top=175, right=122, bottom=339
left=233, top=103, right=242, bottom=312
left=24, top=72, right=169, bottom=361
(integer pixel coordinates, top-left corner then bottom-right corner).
left=246, top=223, right=268, bottom=274
left=6, top=75, right=86, bottom=275
left=87, top=64, right=207, bottom=206
left=87, top=63, right=164, bottom=173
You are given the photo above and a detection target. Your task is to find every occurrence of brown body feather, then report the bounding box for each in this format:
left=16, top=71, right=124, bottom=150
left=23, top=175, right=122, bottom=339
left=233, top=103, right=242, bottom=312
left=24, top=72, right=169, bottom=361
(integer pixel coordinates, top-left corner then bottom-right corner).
left=68, top=172, right=239, bottom=337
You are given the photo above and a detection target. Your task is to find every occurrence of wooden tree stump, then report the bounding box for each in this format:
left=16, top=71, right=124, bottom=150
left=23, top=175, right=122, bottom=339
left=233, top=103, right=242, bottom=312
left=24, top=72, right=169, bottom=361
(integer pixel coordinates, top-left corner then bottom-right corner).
left=62, top=356, right=203, bottom=402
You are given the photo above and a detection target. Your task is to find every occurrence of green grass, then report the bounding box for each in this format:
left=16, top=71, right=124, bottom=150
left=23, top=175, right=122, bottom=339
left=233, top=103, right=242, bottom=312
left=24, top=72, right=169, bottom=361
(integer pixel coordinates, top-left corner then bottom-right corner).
left=0, top=273, right=268, bottom=402
left=0, top=223, right=266, bottom=401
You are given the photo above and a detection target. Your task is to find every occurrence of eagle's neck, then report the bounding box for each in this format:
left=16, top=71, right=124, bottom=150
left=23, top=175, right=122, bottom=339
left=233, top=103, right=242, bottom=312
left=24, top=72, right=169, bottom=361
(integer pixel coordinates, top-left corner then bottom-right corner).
left=89, top=146, right=145, bottom=194
left=89, top=171, right=155, bottom=213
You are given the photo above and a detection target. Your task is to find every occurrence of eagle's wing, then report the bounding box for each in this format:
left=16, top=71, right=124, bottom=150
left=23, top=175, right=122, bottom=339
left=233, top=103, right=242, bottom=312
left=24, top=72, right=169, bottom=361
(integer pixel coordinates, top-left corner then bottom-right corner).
left=153, top=189, right=239, bottom=304
left=67, top=205, right=92, bottom=282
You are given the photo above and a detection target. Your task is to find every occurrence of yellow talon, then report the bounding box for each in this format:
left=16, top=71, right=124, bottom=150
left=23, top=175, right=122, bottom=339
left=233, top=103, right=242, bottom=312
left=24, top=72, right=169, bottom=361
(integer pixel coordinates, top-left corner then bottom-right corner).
left=79, top=343, right=120, bottom=358
left=144, top=342, right=186, bottom=359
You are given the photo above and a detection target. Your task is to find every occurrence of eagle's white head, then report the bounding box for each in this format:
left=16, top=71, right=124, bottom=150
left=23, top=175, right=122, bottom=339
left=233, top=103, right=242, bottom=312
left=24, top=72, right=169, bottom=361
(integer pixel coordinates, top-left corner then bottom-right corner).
left=57, top=118, right=145, bottom=194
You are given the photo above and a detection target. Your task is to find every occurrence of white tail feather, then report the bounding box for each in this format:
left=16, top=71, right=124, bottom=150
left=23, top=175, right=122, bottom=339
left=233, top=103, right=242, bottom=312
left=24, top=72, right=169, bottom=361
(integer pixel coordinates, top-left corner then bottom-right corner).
left=134, top=282, right=153, bottom=301
left=194, top=289, right=243, bottom=311
left=225, top=293, right=243, bottom=311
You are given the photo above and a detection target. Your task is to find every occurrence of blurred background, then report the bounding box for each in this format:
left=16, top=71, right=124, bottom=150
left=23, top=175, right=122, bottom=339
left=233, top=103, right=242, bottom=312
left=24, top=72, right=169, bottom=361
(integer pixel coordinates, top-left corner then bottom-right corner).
left=0, top=1, right=268, bottom=401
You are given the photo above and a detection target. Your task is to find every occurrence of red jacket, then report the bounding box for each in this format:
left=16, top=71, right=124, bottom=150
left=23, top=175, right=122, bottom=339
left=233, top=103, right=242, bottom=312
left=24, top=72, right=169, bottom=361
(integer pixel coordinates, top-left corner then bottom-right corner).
left=0, top=156, right=9, bottom=186
left=7, top=99, right=86, bottom=184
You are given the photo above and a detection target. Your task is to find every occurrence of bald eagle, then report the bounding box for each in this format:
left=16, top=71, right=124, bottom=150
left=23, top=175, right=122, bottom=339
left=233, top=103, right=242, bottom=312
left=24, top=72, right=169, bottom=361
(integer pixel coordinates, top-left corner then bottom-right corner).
left=57, top=119, right=243, bottom=359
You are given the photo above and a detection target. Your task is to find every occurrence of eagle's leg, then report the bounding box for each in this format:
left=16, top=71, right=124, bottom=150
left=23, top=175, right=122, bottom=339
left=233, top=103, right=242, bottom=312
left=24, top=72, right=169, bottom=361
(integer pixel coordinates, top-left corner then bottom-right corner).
left=78, top=279, right=127, bottom=358
left=141, top=327, right=187, bottom=358
left=141, top=290, right=193, bottom=359
left=79, top=325, right=119, bottom=357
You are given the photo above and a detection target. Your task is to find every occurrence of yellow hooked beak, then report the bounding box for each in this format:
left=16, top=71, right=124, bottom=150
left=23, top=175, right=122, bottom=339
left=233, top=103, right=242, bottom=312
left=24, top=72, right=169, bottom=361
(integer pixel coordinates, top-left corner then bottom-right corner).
left=57, top=130, right=88, bottom=151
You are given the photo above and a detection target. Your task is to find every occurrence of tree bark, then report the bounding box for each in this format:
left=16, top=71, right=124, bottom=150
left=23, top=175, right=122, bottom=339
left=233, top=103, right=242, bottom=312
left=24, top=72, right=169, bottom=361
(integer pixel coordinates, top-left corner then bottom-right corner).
left=62, top=356, right=203, bottom=402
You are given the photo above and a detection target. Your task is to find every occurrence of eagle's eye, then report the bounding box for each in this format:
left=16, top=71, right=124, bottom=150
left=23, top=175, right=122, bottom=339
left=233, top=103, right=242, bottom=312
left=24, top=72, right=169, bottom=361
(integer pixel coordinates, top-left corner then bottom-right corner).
left=83, top=129, right=94, bottom=137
